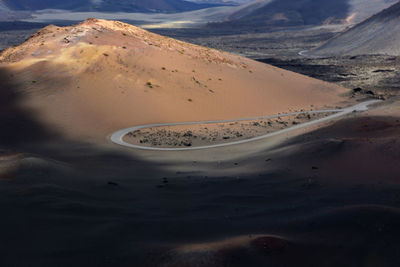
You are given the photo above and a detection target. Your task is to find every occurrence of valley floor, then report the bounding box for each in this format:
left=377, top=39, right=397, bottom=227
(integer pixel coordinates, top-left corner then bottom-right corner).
left=1, top=98, right=400, bottom=266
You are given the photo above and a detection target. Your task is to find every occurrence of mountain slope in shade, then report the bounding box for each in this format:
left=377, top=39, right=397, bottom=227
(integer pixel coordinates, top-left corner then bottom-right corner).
left=0, top=0, right=32, bottom=21
left=2, top=0, right=218, bottom=13
left=218, top=0, right=396, bottom=28
left=308, top=1, right=400, bottom=57
left=0, top=1, right=9, bottom=10
left=0, top=19, right=346, bottom=140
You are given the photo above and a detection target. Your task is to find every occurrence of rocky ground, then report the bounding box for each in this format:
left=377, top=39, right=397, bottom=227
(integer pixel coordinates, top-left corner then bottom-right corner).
left=124, top=112, right=333, bottom=148
left=259, top=55, right=400, bottom=98
left=152, top=25, right=344, bottom=59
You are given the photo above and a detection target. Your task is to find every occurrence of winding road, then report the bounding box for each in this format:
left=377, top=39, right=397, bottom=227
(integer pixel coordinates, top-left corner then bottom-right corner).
left=110, top=100, right=381, bottom=151
left=298, top=50, right=308, bottom=56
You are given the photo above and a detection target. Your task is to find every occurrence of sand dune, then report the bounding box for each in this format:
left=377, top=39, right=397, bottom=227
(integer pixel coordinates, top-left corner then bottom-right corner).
left=0, top=18, right=347, bottom=140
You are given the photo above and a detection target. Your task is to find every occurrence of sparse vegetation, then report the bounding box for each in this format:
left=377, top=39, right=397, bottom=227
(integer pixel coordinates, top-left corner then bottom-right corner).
left=124, top=112, right=333, bottom=148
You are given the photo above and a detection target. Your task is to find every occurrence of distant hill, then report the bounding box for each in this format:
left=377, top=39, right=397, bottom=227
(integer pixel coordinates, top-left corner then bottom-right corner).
left=0, top=0, right=10, bottom=11
left=213, top=0, right=397, bottom=28
left=186, top=0, right=251, bottom=4
left=308, top=1, right=400, bottom=57
left=0, top=0, right=32, bottom=21
left=2, top=0, right=220, bottom=13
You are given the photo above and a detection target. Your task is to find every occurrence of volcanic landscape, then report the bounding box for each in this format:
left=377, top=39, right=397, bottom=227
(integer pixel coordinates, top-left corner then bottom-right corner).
left=1, top=2, right=400, bottom=267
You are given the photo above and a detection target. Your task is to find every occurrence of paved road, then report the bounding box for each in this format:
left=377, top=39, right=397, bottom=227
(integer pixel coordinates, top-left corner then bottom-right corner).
left=298, top=50, right=308, bottom=56
left=110, top=100, right=381, bottom=151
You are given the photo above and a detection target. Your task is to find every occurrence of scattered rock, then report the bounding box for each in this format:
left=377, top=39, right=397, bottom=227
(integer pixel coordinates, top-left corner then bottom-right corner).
left=372, top=69, right=394, bottom=73
left=183, top=131, right=193, bottom=137
left=182, top=142, right=192, bottom=147
left=365, top=90, right=375, bottom=95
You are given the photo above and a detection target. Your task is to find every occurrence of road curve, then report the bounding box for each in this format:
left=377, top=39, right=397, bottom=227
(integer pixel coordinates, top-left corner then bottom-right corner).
left=298, top=50, right=308, bottom=56
left=110, top=100, right=381, bottom=151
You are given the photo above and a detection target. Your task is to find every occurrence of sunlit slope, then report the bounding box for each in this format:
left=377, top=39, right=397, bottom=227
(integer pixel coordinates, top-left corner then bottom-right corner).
left=0, top=19, right=347, bottom=139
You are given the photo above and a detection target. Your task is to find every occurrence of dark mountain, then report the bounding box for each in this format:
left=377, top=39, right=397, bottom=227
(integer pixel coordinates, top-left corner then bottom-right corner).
left=211, top=0, right=397, bottom=29
left=2, top=0, right=220, bottom=13
left=308, top=1, right=400, bottom=57
left=0, top=1, right=9, bottom=11
left=186, top=0, right=250, bottom=4
left=216, top=0, right=351, bottom=28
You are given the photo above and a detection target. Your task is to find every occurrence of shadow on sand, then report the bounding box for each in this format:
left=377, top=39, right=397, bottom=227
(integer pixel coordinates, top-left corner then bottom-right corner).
left=1, top=66, right=400, bottom=267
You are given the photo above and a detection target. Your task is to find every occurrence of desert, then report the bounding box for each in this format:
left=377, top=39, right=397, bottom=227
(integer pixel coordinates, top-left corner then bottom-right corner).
left=0, top=1, right=400, bottom=267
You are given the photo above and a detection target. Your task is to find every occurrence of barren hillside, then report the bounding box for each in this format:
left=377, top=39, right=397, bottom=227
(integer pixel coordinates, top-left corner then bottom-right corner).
left=0, top=18, right=347, bottom=140
left=308, top=1, right=400, bottom=57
